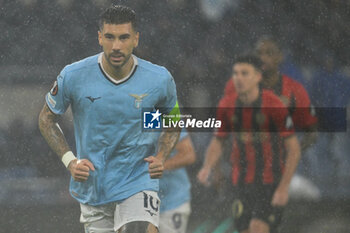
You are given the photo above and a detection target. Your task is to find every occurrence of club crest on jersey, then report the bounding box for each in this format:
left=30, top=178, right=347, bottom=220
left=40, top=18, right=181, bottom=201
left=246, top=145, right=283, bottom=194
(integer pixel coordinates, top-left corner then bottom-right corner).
left=50, top=81, right=58, bottom=96
left=231, top=115, right=238, bottom=124
left=238, top=132, right=250, bottom=143
left=129, top=94, right=148, bottom=109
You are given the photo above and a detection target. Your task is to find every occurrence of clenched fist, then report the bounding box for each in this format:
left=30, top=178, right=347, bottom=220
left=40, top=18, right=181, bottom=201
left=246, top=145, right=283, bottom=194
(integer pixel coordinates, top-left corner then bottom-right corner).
left=144, top=156, right=164, bottom=179
left=68, top=159, right=95, bottom=182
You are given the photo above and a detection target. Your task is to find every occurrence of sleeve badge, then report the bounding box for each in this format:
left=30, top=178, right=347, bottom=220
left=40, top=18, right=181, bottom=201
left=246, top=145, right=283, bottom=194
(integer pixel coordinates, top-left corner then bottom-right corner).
left=50, top=81, right=58, bottom=96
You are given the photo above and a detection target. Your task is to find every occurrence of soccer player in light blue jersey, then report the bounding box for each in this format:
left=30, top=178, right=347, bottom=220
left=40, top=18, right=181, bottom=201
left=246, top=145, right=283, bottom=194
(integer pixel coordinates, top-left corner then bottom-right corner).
left=38, top=5, right=180, bottom=233
left=158, top=130, right=196, bottom=233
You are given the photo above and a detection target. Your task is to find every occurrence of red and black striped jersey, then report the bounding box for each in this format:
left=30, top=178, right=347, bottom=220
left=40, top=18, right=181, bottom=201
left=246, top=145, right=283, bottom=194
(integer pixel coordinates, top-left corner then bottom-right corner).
left=223, top=74, right=317, bottom=130
left=215, top=89, right=294, bottom=186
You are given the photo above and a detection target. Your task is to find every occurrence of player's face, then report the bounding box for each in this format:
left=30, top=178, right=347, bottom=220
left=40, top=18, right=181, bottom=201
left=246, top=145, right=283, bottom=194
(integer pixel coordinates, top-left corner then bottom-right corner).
left=232, top=63, right=262, bottom=95
left=256, top=40, right=283, bottom=72
left=98, top=23, right=139, bottom=69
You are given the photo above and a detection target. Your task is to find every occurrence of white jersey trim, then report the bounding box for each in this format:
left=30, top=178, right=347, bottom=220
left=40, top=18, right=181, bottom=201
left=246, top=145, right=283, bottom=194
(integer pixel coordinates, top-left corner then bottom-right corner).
left=98, top=53, right=138, bottom=85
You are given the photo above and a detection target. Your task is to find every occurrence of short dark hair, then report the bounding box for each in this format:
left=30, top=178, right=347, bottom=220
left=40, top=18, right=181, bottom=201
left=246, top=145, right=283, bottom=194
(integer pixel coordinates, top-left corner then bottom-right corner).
left=255, top=35, right=282, bottom=52
left=233, top=54, right=263, bottom=72
left=99, top=5, right=137, bottom=31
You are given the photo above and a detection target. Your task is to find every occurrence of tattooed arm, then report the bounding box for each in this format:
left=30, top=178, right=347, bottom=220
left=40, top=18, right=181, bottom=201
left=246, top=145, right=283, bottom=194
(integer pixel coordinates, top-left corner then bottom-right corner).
left=157, top=127, right=181, bottom=161
left=38, top=104, right=70, bottom=158
left=144, top=126, right=181, bottom=179
left=38, top=104, right=94, bottom=181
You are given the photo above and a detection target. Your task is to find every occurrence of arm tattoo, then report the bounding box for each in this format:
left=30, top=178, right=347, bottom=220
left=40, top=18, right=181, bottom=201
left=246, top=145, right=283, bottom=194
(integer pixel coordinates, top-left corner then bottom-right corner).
left=157, top=127, right=180, bottom=161
left=38, top=104, right=70, bottom=159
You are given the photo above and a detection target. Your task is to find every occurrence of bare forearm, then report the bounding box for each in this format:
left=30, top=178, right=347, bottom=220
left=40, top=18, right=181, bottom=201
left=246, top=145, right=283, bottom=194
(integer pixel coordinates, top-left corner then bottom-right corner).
left=279, top=136, right=301, bottom=189
left=164, top=137, right=196, bottom=170
left=38, top=105, right=70, bottom=159
left=164, top=156, right=188, bottom=170
left=163, top=149, right=195, bottom=170
left=197, top=136, right=224, bottom=185
left=203, top=137, right=224, bottom=170
left=157, top=128, right=180, bottom=161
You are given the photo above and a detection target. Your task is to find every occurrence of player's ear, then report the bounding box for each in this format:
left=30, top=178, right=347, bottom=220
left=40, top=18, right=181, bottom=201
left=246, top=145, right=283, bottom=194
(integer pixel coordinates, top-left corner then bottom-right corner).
left=98, top=30, right=103, bottom=46
left=134, top=31, right=139, bottom=48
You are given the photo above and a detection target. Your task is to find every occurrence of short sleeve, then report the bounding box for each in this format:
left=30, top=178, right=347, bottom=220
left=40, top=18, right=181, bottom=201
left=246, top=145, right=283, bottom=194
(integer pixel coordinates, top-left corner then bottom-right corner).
left=270, top=102, right=295, bottom=138
left=45, top=70, right=70, bottom=115
left=291, top=82, right=317, bottom=129
left=224, top=78, right=236, bottom=96
left=156, top=70, right=178, bottom=114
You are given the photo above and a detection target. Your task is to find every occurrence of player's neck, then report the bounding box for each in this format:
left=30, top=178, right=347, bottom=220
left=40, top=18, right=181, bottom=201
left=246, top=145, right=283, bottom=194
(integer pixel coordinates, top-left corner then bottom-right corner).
left=262, top=70, right=280, bottom=89
left=239, top=86, right=260, bottom=105
left=102, top=55, right=134, bottom=81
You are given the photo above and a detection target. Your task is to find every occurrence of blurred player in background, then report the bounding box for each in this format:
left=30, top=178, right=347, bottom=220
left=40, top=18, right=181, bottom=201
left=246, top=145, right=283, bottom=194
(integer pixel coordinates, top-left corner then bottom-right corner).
left=198, top=54, right=301, bottom=233
left=159, top=130, right=196, bottom=233
left=38, top=5, right=180, bottom=233
left=224, top=37, right=317, bottom=151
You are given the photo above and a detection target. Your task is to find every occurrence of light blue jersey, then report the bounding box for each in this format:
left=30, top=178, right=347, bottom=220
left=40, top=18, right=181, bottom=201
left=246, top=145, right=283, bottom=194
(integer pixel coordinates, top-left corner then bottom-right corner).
left=45, top=53, right=177, bottom=205
left=159, top=131, right=191, bottom=212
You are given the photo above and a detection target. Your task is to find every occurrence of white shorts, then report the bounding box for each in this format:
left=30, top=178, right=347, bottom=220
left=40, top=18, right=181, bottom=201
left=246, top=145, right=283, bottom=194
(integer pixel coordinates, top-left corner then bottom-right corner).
left=80, top=191, right=160, bottom=232
left=159, top=202, right=191, bottom=233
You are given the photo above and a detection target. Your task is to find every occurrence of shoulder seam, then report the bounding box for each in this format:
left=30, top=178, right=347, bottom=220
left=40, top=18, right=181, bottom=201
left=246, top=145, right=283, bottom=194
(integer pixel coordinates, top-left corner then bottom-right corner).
left=137, top=59, right=168, bottom=75
left=62, top=54, right=100, bottom=75
left=64, top=62, right=97, bottom=75
left=283, top=75, right=304, bottom=87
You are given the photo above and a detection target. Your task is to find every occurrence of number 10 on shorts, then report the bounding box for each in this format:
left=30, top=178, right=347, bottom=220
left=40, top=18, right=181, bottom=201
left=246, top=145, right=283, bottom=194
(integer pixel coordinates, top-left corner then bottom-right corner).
left=143, top=192, right=160, bottom=216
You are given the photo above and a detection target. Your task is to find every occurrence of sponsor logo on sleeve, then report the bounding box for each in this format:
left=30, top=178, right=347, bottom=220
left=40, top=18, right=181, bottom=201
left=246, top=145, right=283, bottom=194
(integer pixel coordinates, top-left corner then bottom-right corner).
left=47, top=93, right=56, bottom=108
left=50, top=81, right=58, bottom=96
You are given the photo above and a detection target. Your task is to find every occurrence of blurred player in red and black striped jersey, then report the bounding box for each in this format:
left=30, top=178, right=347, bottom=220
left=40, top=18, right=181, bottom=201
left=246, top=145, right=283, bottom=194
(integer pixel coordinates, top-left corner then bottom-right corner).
left=224, top=37, right=317, bottom=151
left=198, top=54, right=301, bottom=233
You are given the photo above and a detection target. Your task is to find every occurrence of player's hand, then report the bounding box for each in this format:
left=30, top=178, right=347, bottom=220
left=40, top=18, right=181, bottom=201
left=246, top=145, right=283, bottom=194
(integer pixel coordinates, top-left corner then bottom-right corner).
left=144, top=156, right=164, bottom=179
left=197, top=167, right=211, bottom=186
left=271, top=185, right=289, bottom=207
left=68, top=159, right=95, bottom=182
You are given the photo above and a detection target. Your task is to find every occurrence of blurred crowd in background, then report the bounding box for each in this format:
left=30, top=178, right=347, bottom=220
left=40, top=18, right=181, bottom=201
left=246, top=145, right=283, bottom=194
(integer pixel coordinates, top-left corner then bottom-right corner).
left=1, top=0, right=350, bottom=202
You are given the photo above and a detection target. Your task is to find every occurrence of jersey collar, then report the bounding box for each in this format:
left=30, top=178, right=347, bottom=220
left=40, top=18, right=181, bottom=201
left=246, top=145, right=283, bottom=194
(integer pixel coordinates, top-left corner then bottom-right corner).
left=98, top=53, right=138, bottom=85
